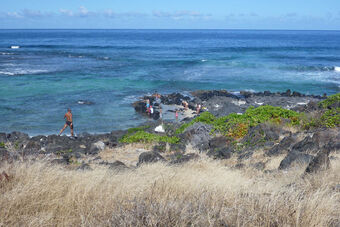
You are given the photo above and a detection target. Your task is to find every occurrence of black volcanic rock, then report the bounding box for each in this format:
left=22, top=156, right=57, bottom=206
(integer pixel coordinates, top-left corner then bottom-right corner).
left=137, top=151, right=165, bottom=166
left=279, top=150, right=313, bottom=170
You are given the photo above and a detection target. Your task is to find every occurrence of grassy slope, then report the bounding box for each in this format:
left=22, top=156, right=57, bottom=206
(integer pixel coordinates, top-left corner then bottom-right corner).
left=0, top=158, right=339, bottom=226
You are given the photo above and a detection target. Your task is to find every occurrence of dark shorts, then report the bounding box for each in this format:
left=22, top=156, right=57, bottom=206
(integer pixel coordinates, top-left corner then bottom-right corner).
left=66, top=121, right=73, bottom=129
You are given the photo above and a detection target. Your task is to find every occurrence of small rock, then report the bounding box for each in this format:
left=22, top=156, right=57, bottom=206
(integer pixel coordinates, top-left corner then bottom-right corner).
left=108, top=161, right=129, bottom=171
left=77, top=163, right=92, bottom=171
left=137, top=151, right=165, bottom=166
left=207, top=147, right=232, bottom=160
left=169, top=153, right=198, bottom=164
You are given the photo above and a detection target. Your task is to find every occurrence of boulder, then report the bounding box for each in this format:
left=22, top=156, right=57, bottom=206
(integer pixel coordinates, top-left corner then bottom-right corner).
left=208, top=136, right=228, bottom=150
left=45, top=144, right=66, bottom=154
left=305, top=149, right=330, bottom=174
left=266, top=135, right=296, bottom=156
left=241, top=123, right=283, bottom=148
left=191, top=90, right=238, bottom=101
left=23, top=140, right=41, bottom=154
left=89, top=141, right=105, bottom=155
left=182, top=122, right=212, bottom=151
left=77, top=163, right=92, bottom=171
left=108, top=161, right=129, bottom=171
left=133, top=100, right=148, bottom=114
left=312, top=129, right=339, bottom=148
left=161, top=93, right=189, bottom=105
left=291, top=136, right=319, bottom=154
left=7, top=131, right=29, bottom=142
left=207, top=147, right=232, bottom=160
left=137, top=151, right=165, bottom=166
left=169, top=153, right=198, bottom=164
left=279, top=150, right=313, bottom=170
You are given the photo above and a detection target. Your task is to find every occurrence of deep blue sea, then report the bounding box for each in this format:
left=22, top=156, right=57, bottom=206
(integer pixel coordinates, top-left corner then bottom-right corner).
left=0, top=29, right=339, bottom=135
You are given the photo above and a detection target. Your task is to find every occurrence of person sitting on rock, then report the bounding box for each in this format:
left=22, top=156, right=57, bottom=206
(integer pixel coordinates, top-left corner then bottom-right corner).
left=182, top=100, right=189, bottom=110
left=59, top=108, right=74, bottom=137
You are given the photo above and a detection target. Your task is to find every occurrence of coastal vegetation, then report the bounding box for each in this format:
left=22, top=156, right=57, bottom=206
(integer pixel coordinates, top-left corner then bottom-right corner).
left=120, top=126, right=180, bottom=144
left=176, top=106, right=300, bottom=139
left=120, top=93, right=340, bottom=144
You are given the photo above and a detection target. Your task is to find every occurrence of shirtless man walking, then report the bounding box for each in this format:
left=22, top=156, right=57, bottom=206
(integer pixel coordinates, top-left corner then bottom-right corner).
left=59, top=108, right=74, bottom=136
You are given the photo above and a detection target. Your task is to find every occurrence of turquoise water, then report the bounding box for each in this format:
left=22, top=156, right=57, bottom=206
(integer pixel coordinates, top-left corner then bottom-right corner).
left=0, top=30, right=339, bottom=135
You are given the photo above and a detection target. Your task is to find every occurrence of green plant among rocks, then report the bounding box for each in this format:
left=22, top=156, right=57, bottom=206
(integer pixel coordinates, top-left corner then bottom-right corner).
left=319, top=93, right=340, bottom=109
left=0, top=142, right=5, bottom=148
left=176, top=105, right=301, bottom=139
left=120, top=130, right=180, bottom=144
left=303, top=93, right=340, bottom=129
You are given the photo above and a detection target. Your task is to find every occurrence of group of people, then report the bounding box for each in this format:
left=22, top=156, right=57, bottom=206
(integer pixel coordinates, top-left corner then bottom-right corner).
left=58, top=94, right=203, bottom=136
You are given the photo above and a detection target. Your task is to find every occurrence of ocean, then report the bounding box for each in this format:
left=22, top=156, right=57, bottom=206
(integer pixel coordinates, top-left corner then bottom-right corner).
left=0, top=29, right=339, bottom=135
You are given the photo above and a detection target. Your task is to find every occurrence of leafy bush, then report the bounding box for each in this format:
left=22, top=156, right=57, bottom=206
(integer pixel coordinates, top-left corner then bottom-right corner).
left=120, top=131, right=180, bottom=144
left=0, top=142, right=5, bottom=148
left=127, top=125, right=150, bottom=134
left=303, top=93, right=340, bottom=129
left=320, top=108, right=340, bottom=127
left=319, top=93, right=340, bottom=109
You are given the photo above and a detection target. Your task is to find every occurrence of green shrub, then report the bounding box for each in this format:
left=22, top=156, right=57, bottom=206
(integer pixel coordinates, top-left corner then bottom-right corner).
left=320, top=108, right=340, bottom=128
left=120, top=131, right=179, bottom=144
left=127, top=125, right=150, bottom=134
left=0, top=142, right=5, bottom=148
left=319, top=93, right=340, bottom=109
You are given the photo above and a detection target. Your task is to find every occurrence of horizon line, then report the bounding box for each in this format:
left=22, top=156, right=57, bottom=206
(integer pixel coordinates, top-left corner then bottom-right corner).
left=0, top=28, right=340, bottom=31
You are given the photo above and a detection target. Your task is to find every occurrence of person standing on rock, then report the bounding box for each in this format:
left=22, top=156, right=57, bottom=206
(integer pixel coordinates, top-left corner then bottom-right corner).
left=59, top=108, right=74, bottom=137
left=196, top=104, right=201, bottom=115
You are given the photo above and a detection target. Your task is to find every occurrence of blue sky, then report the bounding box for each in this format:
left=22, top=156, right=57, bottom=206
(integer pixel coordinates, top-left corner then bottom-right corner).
left=1, top=0, right=340, bottom=29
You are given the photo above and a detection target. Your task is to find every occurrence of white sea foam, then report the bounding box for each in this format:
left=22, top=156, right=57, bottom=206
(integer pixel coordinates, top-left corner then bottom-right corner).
left=10, top=46, right=20, bottom=49
left=0, top=71, right=15, bottom=76
left=201, top=59, right=207, bottom=62
left=334, top=66, right=340, bottom=72
left=0, top=52, right=14, bottom=55
left=0, top=69, right=49, bottom=76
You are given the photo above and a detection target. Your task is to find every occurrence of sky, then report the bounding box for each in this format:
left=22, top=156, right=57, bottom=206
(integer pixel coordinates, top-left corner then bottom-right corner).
left=0, top=0, right=340, bottom=29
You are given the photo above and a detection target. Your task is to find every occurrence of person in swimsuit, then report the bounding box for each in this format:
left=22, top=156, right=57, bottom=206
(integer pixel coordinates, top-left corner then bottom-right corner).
left=59, top=108, right=74, bottom=136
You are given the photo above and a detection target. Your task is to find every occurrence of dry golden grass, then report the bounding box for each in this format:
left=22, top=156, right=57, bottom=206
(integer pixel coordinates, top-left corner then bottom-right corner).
left=0, top=157, right=339, bottom=227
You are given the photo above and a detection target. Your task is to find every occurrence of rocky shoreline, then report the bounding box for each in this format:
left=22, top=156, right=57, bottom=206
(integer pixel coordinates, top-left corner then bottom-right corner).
left=0, top=89, right=339, bottom=174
